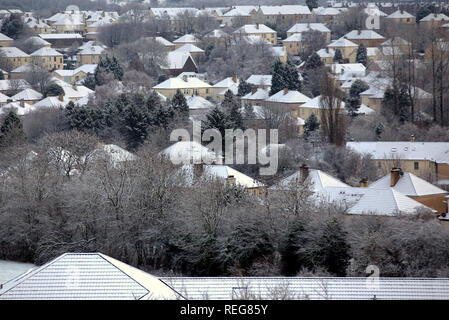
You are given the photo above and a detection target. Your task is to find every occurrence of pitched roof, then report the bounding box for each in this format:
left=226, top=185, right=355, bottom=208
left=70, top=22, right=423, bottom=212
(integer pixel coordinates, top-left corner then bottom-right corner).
left=153, top=36, right=174, bottom=47
left=163, top=51, right=197, bottom=70
left=162, top=141, right=222, bottom=164
left=242, top=88, right=269, bottom=100
left=0, top=47, right=30, bottom=58
left=301, top=95, right=345, bottom=109
left=33, top=96, right=70, bottom=108
left=213, top=77, right=239, bottom=88
left=287, top=22, right=330, bottom=34
left=30, top=47, right=62, bottom=57
left=328, top=37, right=358, bottom=48
left=39, top=33, right=83, bottom=40
left=346, top=142, right=449, bottom=164
left=317, top=47, right=335, bottom=58
left=246, top=75, right=272, bottom=86
left=11, top=88, right=43, bottom=101
left=369, top=172, right=448, bottom=196
left=173, top=34, right=198, bottom=43
left=205, top=29, right=228, bottom=38
left=153, top=76, right=210, bottom=89
left=0, top=253, right=181, bottom=300
left=344, top=30, right=385, bottom=40
left=174, top=43, right=204, bottom=54
left=185, top=95, right=214, bottom=110
left=266, top=90, right=310, bottom=104
left=387, top=10, right=414, bottom=19
left=161, top=277, right=449, bottom=299
left=183, top=164, right=264, bottom=188
left=0, top=32, right=13, bottom=41
left=234, top=24, right=276, bottom=34
left=0, top=101, right=34, bottom=116
left=271, top=168, right=349, bottom=192
left=420, top=13, right=449, bottom=22
left=259, top=5, right=310, bottom=15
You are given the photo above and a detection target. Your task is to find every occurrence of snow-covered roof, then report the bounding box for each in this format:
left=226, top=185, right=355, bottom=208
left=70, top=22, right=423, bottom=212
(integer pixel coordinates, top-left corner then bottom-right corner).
left=30, top=47, right=62, bottom=57
left=317, top=47, right=335, bottom=58
left=242, top=88, right=269, bottom=100
left=154, top=76, right=210, bottom=89
left=328, top=37, right=358, bottom=48
left=0, top=253, right=181, bottom=300
left=33, top=96, right=70, bottom=108
left=270, top=168, right=349, bottom=192
left=313, top=7, right=341, bottom=16
left=0, top=47, right=29, bottom=58
left=213, top=77, right=239, bottom=88
left=186, top=95, right=214, bottom=110
left=346, top=142, right=449, bottom=164
left=246, top=75, right=272, bottom=86
left=420, top=13, right=449, bottom=22
left=11, top=88, right=43, bottom=101
left=163, top=51, right=197, bottom=70
left=387, top=10, right=414, bottom=19
left=344, top=30, right=385, bottom=40
left=369, top=172, right=448, bottom=196
left=222, top=6, right=257, bottom=17
left=205, top=29, right=228, bottom=38
left=0, top=101, right=34, bottom=116
left=364, top=6, right=387, bottom=17
left=153, top=36, right=174, bottom=47
left=0, top=32, right=12, bottom=41
left=0, top=79, right=30, bottom=91
left=173, top=34, right=198, bottom=43
left=331, top=63, right=366, bottom=76
left=91, top=144, right=137, bottom=164
left=162, top=276, right=449, bottom=300
left=23, top=36, right=51, bottom=47
left=320, top=186, right=434, bottom=215
left=39, top=33, right=83, bottom=40
left=266, top=89, right=310, bottom=104
left=174, top=43, right=204, bottom=54
left=287, top=23, right=330, bottom=34
left=259, top=5, right=310, bottom=15
left=161, top=141, right=222, bottom=165
left=183, top=164, right=264, bottom=189
left=77, top=45, right=105, bottom=55
left=234, top=24, right=276, bottom=34
left=301, top=95, right=345, bottom=109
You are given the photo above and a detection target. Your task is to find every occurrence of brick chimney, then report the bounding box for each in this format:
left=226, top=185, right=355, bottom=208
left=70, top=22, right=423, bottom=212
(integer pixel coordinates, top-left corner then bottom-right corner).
left=183, top=74, right=188, bottom=82
left=359, top=177, right=369, bottom=188
left=256, top=23, right=259, bottom=29
left=58, top=93, right=64, bottom=101
left=251, top=87, right=257, bottom=94
left=390, top=168, right=401, bottom=187
left=357, top=29, right=361, bottom=35
left=299, top=163, right=309, bottom=183
left=410, top=134, right=415, bottom=142
left=226, top=175, right=236, bottom=185
left=283, top=88, right=288, bottom=95
left=232, top=74, right=238, bottom=83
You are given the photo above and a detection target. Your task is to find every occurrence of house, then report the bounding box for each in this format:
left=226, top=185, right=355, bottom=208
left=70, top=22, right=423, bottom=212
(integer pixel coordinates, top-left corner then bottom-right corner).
left=85, top=18, right=115, bottom=41
left=173, top=43, right=205, bottom=61
left=204, top=29, right=229, bottom=45
left=0, top=101, right=35, bottom=116
left=22, top=36, right=51, bottom=49
left=251, top=5, right=311, bottom=26
left=241, top=87, right=269, bottom=106
left=330, top=63, right=366, bottom=86
left=299, top=95, right=345, bottom=124
left=0, top=47, right=31, bottom=69
left=264, top=88, right=311, bottom=118
left=233, top=24, right=277, bottom=45
left=25, top=17, right=51, bottom=34
left=186, top=95, right=214, bottom=116
left=76, top=43, right=105, bottom=66
left=369, top=168, right=449, bottom=214
left=153, top=76, right=212, bottom=100
left=9, top=64, right=42, bottom=79
left=0, top=253, right=182, bottom=300
left=282, top=34, right=304, bottom=56
left=0, top=79, right=30, bottom=95
left=327, top=37, right=358, bottom=63
left=173, top=34, right=199, bottom=49
left=33, top=95, right=71, bottom=109
left=346, top=141, right=449, bottom=185
left=30, top=47, right=64, bottom=70
left=272, top=46, right=287, bottom=63
left=39, top=33, right=84, bottom=49
left=317, top=47, right=336, bottom=65
left=162, top=51, right=198, bottom=76
left=420, top=13, right=449, bottom=28
left=312, top=7, right=342, bottom=24
left=386, top=10, right=415, bottom=24
left=10, top=88, right=43, bottom=105
left=343, top=29, right=386, bottom=48
left=46, top=12, right=84, bottom=34
left=212, top=76, right=239, bottom=100
left=183, top=163, right=266, bottom=196
left=53, top=64, right=97, bottom=84
left=286, top=23, right=331, bottom=43
left=380, top=37, right=411, bottom=55
left=0, top=32, right=13, bottom=47
left=153, top=36, right=175, bottom=52
left=222, top=6, right=257, bottom=26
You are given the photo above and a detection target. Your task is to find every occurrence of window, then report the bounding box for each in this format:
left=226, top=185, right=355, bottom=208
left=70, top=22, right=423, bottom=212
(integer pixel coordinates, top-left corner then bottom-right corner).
left=54, top=56, right=57, bottom=62
left=414, top=162, right=419, bottom=170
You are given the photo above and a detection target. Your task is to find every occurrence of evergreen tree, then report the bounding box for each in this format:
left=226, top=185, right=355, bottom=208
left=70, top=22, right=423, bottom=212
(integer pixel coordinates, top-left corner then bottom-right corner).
left=94, top=55, right=124, bottom=85
left=223, top=90, right=244, bottom=130
left=0, top=111, right=27, bottom=148
left=382, top=85, right=410, bottom=123
left=284, top=59, right=302, bottom=92
left=303, top=113, right=320, bottom=137
left=333, top=48, right=343, bottom=64
left=243, top=103, right=255, bottom=120
left=204, top=106, right=229, bottom=151
left=121, top=103, right=149, bottom=150
left=375, top=122, right=384, bottom=139
left=270, top=59, right=287, bottom=95
left=280, top=217, right=308, bottom=276
left=82, top=73, right=96, bottom=90
left=304, top=52, right=323, bottom=70
left=347, top=79, right=369, bottom=117
left=171, top=89, right=189, bottom=120
left=356, top=43, right=368, bottom=66
left=306, top=0, right=318, bottom=11
left=43, top=83, right=64, bottom=97
left=237, top=78, right=252, bottom=97
left=0, top=72, right=4, bottom=80
left=0, top=14, right=25, bottom=39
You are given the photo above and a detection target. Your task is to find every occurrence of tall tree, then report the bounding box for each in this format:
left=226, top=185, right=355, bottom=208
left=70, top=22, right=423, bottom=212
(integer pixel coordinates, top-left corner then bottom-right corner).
left=270, top=59, right=286, bottom=95
left=237, top=78, right=252, bottom=97
left=333, top=48, right=343, bottom=64
left=284, top=59, right=302, bottom=92
left=171, top=89, right=189, bottom=120
left=356, top=43, right=367, bottom=66
left=0, top=111, right=27, bottom=148
left=306, top=0, right=318, bottom=11
left=347, top=79, right=369, bottom=117
left=304, top=52, right=323, bottom=70
left=223, top=90, right=244, bottom=130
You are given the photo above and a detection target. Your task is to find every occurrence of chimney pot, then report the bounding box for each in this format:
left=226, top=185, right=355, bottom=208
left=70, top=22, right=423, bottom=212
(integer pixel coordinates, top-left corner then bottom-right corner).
left=359, top=177, right=369, bottom=188
left=256, top=23, right=259, bottom=29
left=58, top=93, right=64, bottom=101
left=390, top=168, right=401, bottom=187
left=226, top=175, right=236, bottom=185
left=283, top=88, right=288, bottom=95
left=232, top=74, right=238, bottom=83
left=357, top=29, right=361, bottom=35
left=251, top=87, right=257, bottom=94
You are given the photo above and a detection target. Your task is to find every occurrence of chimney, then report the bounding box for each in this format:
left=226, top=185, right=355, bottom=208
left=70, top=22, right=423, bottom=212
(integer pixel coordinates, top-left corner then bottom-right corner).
left=232, top=74, right=238, bottom=83
left=307, top=22, right=310, bottom=28
left=359, top=177, right=369, bottom=188
left=20, top=99, right=24, bottom=108
left=193, top=163, right=204, bottom=179
left=299, top=163, right=309, bottom=183
left=325, top=47, right=329, bottom=53
left=390, top=168, right=401, bottom=187
left=357, top=29, right=361, bottom=35
left=410, top=134, right=415, bottom=142
left=400, top=9, right=403, bottom=14
left=226, top=175, right=236, bottom=185
left=283, top=88, right=288, bottom=95
left=256, top=23, right=259, bottom=29
left=183, top=74, right=188, bottom=82
left=58, top=93, right=64, bottom=101
left=251, top=87, right=257, bottom=94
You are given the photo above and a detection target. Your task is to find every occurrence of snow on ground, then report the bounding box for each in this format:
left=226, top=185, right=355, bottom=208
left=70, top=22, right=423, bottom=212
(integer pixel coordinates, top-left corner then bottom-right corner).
left=0, top=260, right=36, bottom=285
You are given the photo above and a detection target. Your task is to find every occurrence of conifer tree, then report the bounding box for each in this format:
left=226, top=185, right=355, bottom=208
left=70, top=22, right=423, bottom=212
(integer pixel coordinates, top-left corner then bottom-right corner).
left=333, top=48, right=343, bottom=64
left=237, top=78, right=252, bottom=97
left=171, top=89, right=189, bottom=120
left=304, top=52, right=323, bottom=70
left=270, top=59, right=287, bottom=95
left=0, top=111, right=27, bottom=148
left=356, top=43, right=368, bottom=66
